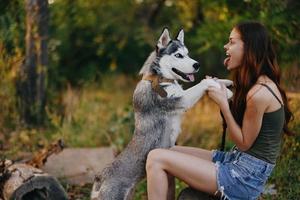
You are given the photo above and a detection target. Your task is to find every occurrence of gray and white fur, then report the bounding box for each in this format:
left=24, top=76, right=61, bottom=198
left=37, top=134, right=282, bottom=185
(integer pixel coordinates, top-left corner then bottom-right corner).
left=91, top=28, right=233, bottom=200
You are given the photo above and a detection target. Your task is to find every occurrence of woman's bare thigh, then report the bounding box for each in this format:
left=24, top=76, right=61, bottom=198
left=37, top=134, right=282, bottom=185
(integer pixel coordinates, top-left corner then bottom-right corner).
left=151, top=148, right=217, bottom=194
left=170, top=145, right=213, bottom=161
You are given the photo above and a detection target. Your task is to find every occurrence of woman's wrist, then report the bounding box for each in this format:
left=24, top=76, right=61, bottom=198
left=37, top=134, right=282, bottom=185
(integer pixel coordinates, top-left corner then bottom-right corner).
left=220, top=101, right=230, bottom=113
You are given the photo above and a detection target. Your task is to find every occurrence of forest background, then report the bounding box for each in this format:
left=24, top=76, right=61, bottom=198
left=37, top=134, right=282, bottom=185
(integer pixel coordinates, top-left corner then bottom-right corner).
left=0, top=0, right=299, bottom=199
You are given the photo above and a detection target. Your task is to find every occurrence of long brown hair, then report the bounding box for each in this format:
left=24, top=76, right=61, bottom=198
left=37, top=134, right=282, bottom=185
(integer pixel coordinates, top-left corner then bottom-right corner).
left=231, top=21, right=293, bottom=135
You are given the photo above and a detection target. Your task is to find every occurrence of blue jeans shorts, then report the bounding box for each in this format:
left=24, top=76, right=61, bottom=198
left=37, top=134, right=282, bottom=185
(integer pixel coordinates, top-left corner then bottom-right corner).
left=212, top=148, right=275, bottom=200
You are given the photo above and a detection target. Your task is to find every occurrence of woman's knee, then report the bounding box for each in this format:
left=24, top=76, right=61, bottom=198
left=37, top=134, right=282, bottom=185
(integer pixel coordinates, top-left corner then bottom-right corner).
left=146, top=148, right=166, bottom=171
left=169, top=145, right=179, bottom=151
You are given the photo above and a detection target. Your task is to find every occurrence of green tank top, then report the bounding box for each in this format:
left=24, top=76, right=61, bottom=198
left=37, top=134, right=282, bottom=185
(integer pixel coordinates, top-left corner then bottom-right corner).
left=245, top=83, right=285, bottom=164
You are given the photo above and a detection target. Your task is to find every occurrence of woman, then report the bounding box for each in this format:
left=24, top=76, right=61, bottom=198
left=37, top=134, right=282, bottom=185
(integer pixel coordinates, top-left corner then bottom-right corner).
left=145, top=21, right=293, bottom=200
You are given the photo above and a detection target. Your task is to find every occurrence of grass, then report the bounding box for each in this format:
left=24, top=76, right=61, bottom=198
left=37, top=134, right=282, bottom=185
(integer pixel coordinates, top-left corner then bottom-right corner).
left=1, top=74, right=299, bottom=199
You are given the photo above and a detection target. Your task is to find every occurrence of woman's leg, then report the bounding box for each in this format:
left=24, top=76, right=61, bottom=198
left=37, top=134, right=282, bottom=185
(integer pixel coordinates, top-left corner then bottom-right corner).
left=166, top=173, right=175, bottom=200
left=170, top=145, right=213, bottom=161
left=146, top=148, right=217, bottom=200
left=166, top=146, right=214, bottom=198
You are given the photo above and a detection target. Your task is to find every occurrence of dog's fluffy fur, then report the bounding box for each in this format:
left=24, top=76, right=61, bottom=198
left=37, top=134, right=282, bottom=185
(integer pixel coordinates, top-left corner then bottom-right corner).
left=91, top=28, right=232, bottom=200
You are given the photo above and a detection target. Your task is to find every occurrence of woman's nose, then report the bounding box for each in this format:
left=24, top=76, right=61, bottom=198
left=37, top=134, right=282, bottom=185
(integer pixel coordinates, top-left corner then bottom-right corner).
left=224, top=43, right=228, bottom=50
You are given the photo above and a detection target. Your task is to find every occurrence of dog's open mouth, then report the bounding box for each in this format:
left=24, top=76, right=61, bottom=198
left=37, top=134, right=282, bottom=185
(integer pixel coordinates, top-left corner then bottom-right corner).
left=172, top=68, right=196, bottom=82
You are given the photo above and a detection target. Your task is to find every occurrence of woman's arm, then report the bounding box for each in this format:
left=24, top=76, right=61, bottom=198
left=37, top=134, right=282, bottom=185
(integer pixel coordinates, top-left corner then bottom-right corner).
left=207, top=84, right=266, bottom=151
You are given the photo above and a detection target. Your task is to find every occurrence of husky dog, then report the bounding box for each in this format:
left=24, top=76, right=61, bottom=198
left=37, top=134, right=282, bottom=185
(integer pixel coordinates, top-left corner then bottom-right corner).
left=91, top=28, right=233, bottom=200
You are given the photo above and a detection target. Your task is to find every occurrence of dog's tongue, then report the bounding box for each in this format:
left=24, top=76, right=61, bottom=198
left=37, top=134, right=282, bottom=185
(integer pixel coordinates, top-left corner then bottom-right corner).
left=187, top=74, right=195, bottom=82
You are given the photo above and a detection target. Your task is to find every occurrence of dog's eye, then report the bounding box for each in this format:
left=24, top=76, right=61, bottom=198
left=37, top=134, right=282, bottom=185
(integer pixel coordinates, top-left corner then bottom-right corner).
left=174, top=53, right=183, bottom=58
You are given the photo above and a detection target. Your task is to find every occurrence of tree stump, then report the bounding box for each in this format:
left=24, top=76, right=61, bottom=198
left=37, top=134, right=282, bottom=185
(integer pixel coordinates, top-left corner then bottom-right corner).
left=177, top=187, right=218, bottom=200
left=1, top=162, right=68, bottom=200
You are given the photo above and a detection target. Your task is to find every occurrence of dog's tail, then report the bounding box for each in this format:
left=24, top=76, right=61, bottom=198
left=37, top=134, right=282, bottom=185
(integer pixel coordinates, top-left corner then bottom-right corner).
left=139, top=51, right=156, bottom=76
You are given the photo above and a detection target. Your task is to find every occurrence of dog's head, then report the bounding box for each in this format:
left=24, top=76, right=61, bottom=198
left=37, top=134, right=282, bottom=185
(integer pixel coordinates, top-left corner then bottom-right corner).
left=140, top=28, right=200, bottom=82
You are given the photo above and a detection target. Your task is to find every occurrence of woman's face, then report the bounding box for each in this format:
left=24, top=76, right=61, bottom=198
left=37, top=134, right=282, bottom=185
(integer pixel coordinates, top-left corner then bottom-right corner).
left=223, top=28, right=244, bottom=70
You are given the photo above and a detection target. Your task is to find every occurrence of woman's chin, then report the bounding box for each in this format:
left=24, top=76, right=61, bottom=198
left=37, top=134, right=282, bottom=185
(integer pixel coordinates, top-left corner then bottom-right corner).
left=226, top=64, right=239, bottom=70
left=226, top=64, right=233, bottom=70
left=227, top=65, right=234, bottom=70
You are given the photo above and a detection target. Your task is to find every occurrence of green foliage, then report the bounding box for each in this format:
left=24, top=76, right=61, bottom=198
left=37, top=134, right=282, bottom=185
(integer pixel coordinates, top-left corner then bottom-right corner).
left=50, top=0, right=298, bottom=85
left=1, top=0, right=299, bottom=87
left=44, top=74, right=136, bottom=151
left=0, top=43, right=22, bottom=139
left=0, top=0, right=25, bottom=135
left=0, top=0, right=25, bottom=52
left=48, top=0, right=154, bottom=86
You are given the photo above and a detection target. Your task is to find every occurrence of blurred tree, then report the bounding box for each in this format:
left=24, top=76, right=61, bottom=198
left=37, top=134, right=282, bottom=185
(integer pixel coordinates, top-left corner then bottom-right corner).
left=17, top=0, right=49, bottom=126
left=0, top=0, right=25, bottom=132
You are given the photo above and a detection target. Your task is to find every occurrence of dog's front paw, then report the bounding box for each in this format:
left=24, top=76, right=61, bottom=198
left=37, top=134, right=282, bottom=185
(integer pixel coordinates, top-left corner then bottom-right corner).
left=216, top=79, right=233, bottom=99
left=226, top=89, right=233, bottom=99
left=216, top=79, right=233, bottom=87
left=201, top=78, right=221, bottom=89
left=202, top=78, right=233, bottom=99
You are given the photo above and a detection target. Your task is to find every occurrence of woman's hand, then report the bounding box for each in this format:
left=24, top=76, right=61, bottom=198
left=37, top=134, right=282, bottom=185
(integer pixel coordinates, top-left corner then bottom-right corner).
left=207, top=83, right=229, bottom=111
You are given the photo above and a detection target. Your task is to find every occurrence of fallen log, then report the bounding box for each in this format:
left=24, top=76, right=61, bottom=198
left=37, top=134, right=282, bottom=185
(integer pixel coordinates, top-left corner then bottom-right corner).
left=0, top=140, right=67, bottom=200
left=1, top=162, right=68, bottom=200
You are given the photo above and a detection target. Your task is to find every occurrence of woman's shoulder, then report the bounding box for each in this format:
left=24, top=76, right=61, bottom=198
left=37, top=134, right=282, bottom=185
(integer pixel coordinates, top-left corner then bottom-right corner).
left=246, top=84, right=269, bottom=108
left=247, top=79, right=283, bottom=112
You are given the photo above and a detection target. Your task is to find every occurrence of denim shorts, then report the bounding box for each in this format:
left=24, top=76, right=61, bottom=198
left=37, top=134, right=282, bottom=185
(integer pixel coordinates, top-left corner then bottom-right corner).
left=212, top=148, right=275, bottom=200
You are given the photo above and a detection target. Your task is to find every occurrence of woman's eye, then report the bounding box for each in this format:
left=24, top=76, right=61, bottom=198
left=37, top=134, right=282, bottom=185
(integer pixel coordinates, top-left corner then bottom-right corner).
left=175, top=53, right=183, bottom=58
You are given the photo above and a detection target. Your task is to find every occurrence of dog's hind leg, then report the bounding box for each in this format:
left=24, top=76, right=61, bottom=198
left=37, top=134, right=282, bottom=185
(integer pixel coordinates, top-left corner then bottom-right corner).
left=91, top=180, right=101, bottom=200
left=124, top=183, right=136, bottom=200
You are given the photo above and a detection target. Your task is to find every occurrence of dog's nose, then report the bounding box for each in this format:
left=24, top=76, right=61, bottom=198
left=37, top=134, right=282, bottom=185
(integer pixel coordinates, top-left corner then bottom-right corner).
left=193, top=62, right=200, bottom=71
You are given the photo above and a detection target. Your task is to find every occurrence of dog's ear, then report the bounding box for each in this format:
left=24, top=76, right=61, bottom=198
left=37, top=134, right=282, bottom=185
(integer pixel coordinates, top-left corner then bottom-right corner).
left=139, top=51, right=156, bottom=76
left=157, top=28, right=171, bottom=49
left=176, top=29, right=184, bottom=44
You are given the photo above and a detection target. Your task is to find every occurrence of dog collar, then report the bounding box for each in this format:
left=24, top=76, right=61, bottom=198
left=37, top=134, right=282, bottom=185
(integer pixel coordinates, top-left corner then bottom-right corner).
left=142, top=74, right=175, bottom=98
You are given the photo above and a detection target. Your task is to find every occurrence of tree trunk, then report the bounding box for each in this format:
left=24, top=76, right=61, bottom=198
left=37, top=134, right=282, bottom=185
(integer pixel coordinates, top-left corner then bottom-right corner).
left=17, top=0, right=48, bottom=126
